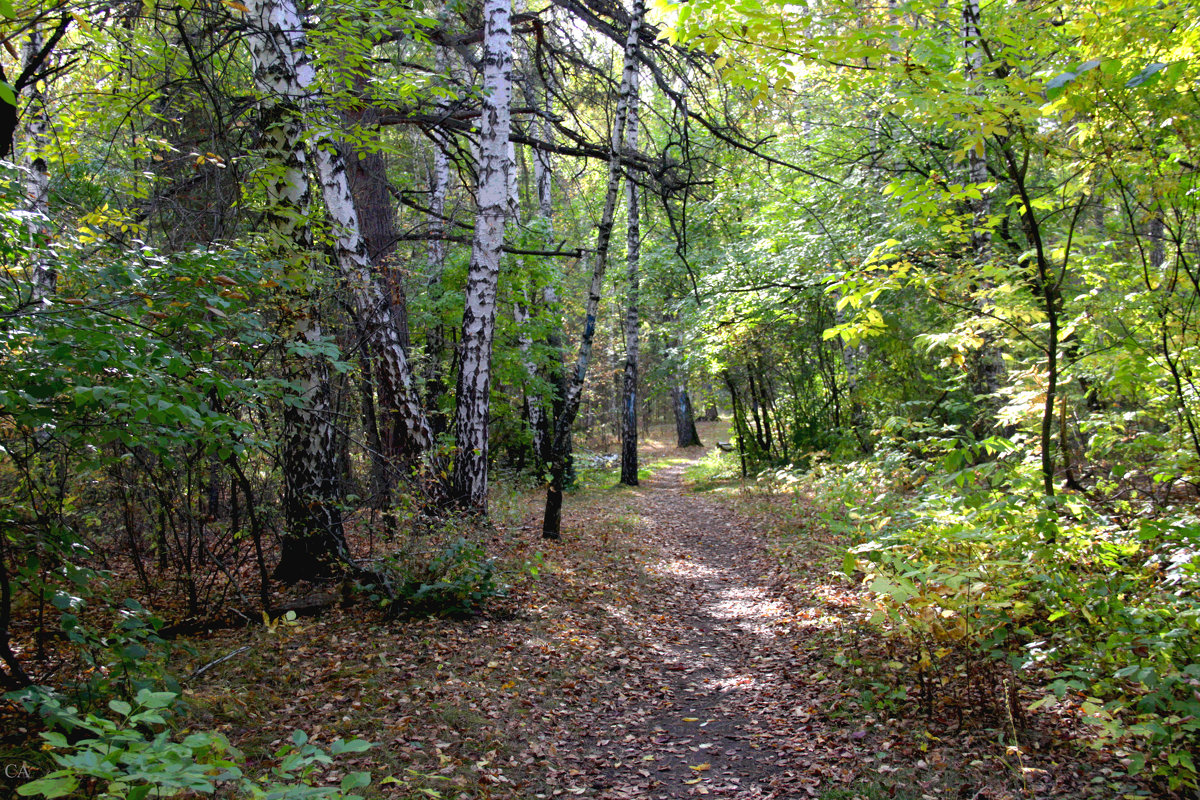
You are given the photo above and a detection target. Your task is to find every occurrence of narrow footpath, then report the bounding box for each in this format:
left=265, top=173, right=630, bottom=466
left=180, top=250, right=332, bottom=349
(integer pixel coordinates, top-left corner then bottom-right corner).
left=542, top=460, right=862, bottom=799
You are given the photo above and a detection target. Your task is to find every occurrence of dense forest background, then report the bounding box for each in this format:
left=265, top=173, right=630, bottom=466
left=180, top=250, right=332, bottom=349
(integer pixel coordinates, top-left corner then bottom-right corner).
left=0, top=0, right=1198, bottom=796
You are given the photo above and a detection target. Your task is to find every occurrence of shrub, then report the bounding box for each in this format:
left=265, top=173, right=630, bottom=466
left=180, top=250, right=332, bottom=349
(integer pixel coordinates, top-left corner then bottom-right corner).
left=11, top=687, right=374, bottom=800
left=369, top=536, right=505, bottom=617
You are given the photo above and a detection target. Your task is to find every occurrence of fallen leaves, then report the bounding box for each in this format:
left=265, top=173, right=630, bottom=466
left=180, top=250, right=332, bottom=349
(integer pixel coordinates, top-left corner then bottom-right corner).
left=173, top=433, right=1157, bottom=800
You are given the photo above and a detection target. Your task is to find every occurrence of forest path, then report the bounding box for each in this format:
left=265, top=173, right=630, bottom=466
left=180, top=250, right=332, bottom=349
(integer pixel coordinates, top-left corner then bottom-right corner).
left=543, top=456, right=860, bottom=799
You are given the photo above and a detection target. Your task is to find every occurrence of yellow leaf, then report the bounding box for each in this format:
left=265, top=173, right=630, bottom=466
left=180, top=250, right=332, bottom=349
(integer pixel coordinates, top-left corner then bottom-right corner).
left=689, top=762, right=710, bottom=772
left=682, top=717, right=698, bottom=722
left=684, top=778, right=702, bottom=785
left=224, top=0, right=250, bottom=11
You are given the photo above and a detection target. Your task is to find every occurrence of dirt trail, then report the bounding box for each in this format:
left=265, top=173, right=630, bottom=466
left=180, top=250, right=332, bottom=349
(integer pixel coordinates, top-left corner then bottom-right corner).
left=547, top=460, right=858, bottom=799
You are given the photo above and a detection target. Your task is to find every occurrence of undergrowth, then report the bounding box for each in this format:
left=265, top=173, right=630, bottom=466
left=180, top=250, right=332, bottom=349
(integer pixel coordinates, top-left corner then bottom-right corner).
left=753, top=438, right=1200, bottom=795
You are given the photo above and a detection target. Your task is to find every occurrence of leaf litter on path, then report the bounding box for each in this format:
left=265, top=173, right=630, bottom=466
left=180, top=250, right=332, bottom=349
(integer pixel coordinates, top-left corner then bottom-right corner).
left=180, top=435, right=1153, bottom=800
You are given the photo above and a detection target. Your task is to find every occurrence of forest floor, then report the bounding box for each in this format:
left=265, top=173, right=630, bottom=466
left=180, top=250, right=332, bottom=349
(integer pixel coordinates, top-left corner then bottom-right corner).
left=176, top=421, right=1155, bottom=800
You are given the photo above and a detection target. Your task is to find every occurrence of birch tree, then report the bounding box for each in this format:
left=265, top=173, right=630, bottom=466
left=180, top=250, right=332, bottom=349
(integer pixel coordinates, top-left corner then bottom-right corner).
left=424, top=41, right=454, bottom=435
left=451, top=0, right=513, bottom=512
left=247, top=0, right=440, bottom=579
left=543, top=0, right=644, bottom=538
left=21, top=29, right=53, bottom=303
left=618, top=63, right=641, bottom=486
left=246, top=0, right=347, bottom=582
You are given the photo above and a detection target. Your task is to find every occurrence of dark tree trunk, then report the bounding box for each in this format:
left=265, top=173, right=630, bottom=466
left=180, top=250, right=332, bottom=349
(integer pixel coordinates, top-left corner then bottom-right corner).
left=543, top=0, right=644, bottom=539
left=672, top=385, right=703, bottom=447
left=723, top=371, right=749, bottom=478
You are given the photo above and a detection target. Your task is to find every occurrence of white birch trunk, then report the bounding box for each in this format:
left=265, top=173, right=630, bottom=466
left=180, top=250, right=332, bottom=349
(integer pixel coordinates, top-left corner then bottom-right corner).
left=619, top=65, right=641, bottom=486
left=963, top=0, right=990, bottom=258
left=245, top=0, right=346, bottom=582
left=451, top=0, right=513, bottom=512
left=543, top=0, right=644, bottom=538
left=513, top=293, right=545, bottom=461
left=423, top=42, right=454, bottom=432
left=22, top=31, right=53, bottom=303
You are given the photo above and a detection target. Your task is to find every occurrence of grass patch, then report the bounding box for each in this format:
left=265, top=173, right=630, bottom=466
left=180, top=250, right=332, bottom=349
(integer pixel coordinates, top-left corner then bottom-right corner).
left=683, top=447, right=742, bottom=491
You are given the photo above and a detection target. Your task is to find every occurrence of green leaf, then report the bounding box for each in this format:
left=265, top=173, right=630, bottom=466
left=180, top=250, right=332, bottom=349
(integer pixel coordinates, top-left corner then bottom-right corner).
left=341, top=771, right=371, bottom=791
left=108, top=699, right=133, bottom=717
left=17, top=775, right=80, bottom=798
left=0, top=81, right=15, bottom=107
left=0, top=0, right=14, bottom=19
left=330, top=738, right=372, bottom=755
left=127, top=786, right=152, bottom=800
left=134, top=690, right=177, bottom=709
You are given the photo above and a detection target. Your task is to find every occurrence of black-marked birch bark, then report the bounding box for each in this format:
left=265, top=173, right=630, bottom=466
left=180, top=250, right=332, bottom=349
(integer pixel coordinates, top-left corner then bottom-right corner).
left=21, top=29, right=53, bottom=303
left=619, top=63, right=641, bottom=486
left=246, top=0, right=347, bottom=582
left=451, top=0, right=513, bottom=512
left=248, top=0, right=440, bottom=579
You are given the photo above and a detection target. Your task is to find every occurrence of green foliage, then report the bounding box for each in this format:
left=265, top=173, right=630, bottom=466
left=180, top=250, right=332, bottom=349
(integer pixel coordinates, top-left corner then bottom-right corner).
left=827, top=443, right=1200, bottom=791
left=682, top=448, right=740, bottom=491
left=372, top=537, right=505, bottom=617
left=11, top=687, right=375, bottom=799
left=57, top=598, right=179, bottom=708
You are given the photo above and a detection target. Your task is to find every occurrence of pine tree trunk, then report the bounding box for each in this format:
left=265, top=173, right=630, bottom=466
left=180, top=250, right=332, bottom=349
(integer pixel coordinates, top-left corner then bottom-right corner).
left=451, top=0, right=513, bottom=513
left=543, top=0, right=644, bottom=539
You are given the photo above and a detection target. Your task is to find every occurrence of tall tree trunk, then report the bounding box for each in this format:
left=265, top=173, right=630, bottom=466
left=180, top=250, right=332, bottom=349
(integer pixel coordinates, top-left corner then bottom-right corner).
left=246, top=0, right=348, bottom=583
left=250, top=0, right=443, bottom=578
left=424, top=44, right=453, bottom=435
left=543, top=0, right=644, bottom=539
left=451, top=0, right=513, bottom=513
left=672, top=383, right=703, bottom=447
left=22, top=30, right=54, bottom=303
left=341, top=71, right=407, bottom=507
left=619, top=65, right=641, bottom=486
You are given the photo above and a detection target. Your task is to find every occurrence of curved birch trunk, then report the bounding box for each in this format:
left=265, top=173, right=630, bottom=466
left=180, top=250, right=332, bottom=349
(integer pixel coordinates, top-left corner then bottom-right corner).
left=543, top=0, right=644, bottom=538
left=248, top=0, right=443, bottom=578
left=451, top=0, right=513, bottom=512
left=246, top=0, right=347, bottom=583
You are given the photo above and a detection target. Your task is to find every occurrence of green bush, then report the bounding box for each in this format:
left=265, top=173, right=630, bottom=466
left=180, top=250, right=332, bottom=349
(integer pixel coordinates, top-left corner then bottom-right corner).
left=11, top=687, right=375, bottom=800
left=370, top=537, right=505, bottom=617
left=809, top=439, right=1200, bottom=792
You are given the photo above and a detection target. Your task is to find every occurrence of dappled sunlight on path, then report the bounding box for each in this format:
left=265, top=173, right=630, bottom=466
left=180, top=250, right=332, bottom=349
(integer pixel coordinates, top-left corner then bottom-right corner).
left=545, top=458, right=860, bottom=799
